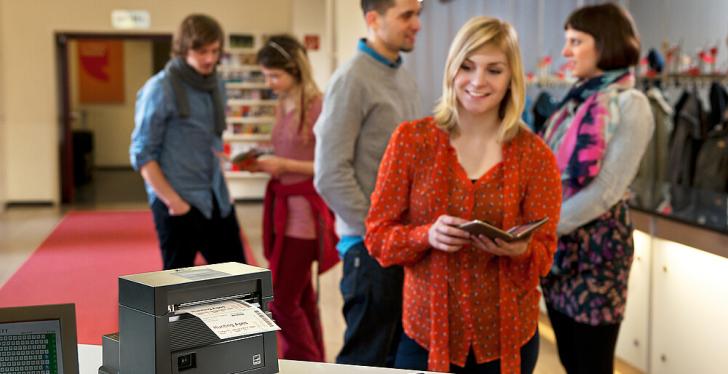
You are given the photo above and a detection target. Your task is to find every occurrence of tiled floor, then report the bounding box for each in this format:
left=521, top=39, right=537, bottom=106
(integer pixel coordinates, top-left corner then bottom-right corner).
left=0, top=169, right=640, bottom=373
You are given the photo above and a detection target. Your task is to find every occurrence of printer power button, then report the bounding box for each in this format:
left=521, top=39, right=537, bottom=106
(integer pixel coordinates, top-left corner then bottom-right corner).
left=178, top=353, right=197, bottom=371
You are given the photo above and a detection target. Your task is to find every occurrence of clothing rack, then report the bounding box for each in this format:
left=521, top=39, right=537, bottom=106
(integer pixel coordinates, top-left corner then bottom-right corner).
left=638, top=73, right=728, bottom=88
left=527, top=74, right=728, bottom=87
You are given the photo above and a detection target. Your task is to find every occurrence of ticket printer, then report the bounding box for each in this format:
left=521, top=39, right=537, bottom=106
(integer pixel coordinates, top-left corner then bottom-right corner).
left=99, top=262, right=278, bottom=374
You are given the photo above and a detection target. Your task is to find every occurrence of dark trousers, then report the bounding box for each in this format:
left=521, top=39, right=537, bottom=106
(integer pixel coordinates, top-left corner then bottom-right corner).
left=336, top=242, right=404, bottom=367
left=269, top=236, right=325, bottom=362
left=150, top=197, right=246, bottom=270
left=394, top=330, right=539, bottom=374
left=546, top=306, right=621, bottom=374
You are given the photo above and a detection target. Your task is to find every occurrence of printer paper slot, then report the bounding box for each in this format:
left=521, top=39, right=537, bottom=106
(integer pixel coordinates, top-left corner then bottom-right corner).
left=176, top=299, right=280, bottom=340
left=170, top=293, right=259, bottom=313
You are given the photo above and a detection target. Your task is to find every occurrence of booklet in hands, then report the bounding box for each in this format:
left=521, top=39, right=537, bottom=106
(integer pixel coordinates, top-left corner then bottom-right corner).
left=231, top=148, right=267, bottom=169
left=458, top=217, right=549, bottom=242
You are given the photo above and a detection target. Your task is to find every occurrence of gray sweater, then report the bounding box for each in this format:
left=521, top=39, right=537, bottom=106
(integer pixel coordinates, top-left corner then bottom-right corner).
left=314, top=51, right=421, bottom=237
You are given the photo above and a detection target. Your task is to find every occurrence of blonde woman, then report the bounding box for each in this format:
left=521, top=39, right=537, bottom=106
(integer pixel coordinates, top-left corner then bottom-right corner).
left=365, top=17, right=562, bottom=373
left=246, top=35, right=337, bottom=362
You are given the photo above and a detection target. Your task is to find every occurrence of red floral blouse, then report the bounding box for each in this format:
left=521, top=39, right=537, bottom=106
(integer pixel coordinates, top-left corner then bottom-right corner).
left=365, top=117, right=561, bottom=373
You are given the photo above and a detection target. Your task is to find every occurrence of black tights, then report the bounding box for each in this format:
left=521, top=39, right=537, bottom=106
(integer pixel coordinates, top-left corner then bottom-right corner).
left=547, top=306, right=621, bottom=374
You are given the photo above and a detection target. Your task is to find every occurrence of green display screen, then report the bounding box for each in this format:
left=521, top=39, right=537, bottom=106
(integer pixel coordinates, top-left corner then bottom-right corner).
left=0, top=320, right=63, bottom=374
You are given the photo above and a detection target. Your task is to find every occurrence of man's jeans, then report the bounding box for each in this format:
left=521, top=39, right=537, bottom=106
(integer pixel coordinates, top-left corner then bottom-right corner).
left=336, top=242, right=404, bottom=367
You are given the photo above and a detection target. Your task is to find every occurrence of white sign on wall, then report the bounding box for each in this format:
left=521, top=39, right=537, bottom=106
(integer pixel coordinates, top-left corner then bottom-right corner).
left=111, top=10, right=151, bottom=30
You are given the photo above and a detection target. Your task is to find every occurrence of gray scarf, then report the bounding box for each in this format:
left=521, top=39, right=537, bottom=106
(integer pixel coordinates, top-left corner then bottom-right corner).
left=165, top=57, right=226, bottom=136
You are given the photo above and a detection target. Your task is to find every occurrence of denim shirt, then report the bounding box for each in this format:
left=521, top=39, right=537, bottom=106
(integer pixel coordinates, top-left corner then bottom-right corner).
left=130, top=70, right=231, bottom=219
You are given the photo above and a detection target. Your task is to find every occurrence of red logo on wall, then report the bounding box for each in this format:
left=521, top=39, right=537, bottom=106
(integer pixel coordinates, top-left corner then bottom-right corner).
left=78, top=40, right=125, bottom=103
left=304, top=35, right=320, bottom=51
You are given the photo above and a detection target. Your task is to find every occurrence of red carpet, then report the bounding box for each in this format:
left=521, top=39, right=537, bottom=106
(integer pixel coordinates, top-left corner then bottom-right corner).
left=0, top=210, right=256, bottom=344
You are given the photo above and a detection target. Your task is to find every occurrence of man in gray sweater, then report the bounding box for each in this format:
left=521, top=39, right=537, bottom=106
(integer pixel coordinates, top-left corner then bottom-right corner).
left=313, top=0, right=422, bottom=367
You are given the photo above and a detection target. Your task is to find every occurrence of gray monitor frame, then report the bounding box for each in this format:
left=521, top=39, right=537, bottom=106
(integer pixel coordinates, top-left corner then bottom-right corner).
left=0, top=303, right=79, bottom=374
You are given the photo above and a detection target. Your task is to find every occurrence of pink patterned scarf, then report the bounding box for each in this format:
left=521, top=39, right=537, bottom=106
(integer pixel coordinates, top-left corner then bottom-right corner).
left=541, top=70, right=634, bottom=198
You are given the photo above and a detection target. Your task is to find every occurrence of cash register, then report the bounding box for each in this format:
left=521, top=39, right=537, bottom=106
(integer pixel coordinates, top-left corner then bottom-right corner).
left=99, top=262, right=278, bottom=374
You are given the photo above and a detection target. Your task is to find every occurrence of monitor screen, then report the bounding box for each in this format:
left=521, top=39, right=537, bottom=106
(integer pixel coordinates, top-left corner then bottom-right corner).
left=0, top=304, right=77, bottom=374
left=0, top=319, right=65, bottom=373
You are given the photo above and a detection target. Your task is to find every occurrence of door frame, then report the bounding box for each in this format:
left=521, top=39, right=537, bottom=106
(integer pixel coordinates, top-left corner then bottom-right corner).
left=55, top=32, right=172, bottom=203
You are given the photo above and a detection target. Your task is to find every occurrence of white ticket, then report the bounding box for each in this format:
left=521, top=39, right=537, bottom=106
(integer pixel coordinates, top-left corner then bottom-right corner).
left=178, top=299, right=280, bottom=340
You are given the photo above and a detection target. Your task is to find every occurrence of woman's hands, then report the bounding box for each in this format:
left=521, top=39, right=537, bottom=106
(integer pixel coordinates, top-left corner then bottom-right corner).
left=471, top=233, right=531, bottom=257
left=255, top=156, right=288, bottom=178
left=238, top=155, right=288, bottom=178
left=428, top=215, right=471, bottom=252
left=429, top=215, right=532, bottom=257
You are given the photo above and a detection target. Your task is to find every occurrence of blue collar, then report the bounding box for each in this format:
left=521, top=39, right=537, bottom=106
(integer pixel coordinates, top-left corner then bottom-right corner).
left=357, top=38, right=402, bottom=68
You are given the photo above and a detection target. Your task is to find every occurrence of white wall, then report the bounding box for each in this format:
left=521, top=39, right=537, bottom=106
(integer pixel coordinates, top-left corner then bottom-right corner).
left=334, top=0, right=367, bottom=72
left=291, top=0, right=333, bottom=90
left=68, top=40, right=152, bottom=167
left=0, top=0, right=293, bottom=203
left=291, top=0, right=368, bottom=93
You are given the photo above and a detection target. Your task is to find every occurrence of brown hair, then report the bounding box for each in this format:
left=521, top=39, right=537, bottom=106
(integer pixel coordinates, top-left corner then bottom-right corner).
left=361, top=0, right=395, bottom=15
left=172, top=14, right=225, bottom=58
left=257, top=35, right=321, bottom=144
left=565, top=3, right=641, bottom=70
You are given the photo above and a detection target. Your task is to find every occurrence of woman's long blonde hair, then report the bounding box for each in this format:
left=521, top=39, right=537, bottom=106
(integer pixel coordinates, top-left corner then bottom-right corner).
left=433, top=16, right=526, bottom=143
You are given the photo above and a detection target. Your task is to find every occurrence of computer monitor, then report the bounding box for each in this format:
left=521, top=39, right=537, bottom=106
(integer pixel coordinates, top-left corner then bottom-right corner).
left=0, top=303, right=79, bottom=374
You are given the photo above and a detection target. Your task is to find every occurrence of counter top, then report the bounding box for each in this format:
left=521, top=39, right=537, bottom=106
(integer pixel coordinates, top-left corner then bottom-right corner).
left=632, top=208, right=728, bottom=259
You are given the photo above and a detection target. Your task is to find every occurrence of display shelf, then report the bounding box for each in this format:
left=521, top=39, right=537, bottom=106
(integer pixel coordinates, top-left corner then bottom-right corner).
left=221, top=35, right=275, bottom=200
left=223, top=133, right=272, bottom=142
left=218, top=64, right=260, bottom=73
left=227, top=47, right=256, bottom=55
left=225, top=171, right=270, bottom=200
left=225, top=82, right=268, bottom=90
left=226, top=116, right=275, bottom=124
left=227, top=99, right=278, bottom=106
left=225, top=171, right=270, bottom=179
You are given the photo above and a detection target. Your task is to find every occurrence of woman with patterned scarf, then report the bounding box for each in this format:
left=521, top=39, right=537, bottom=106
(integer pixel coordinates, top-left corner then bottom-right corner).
left=539, top=4, right=654, bottom=374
